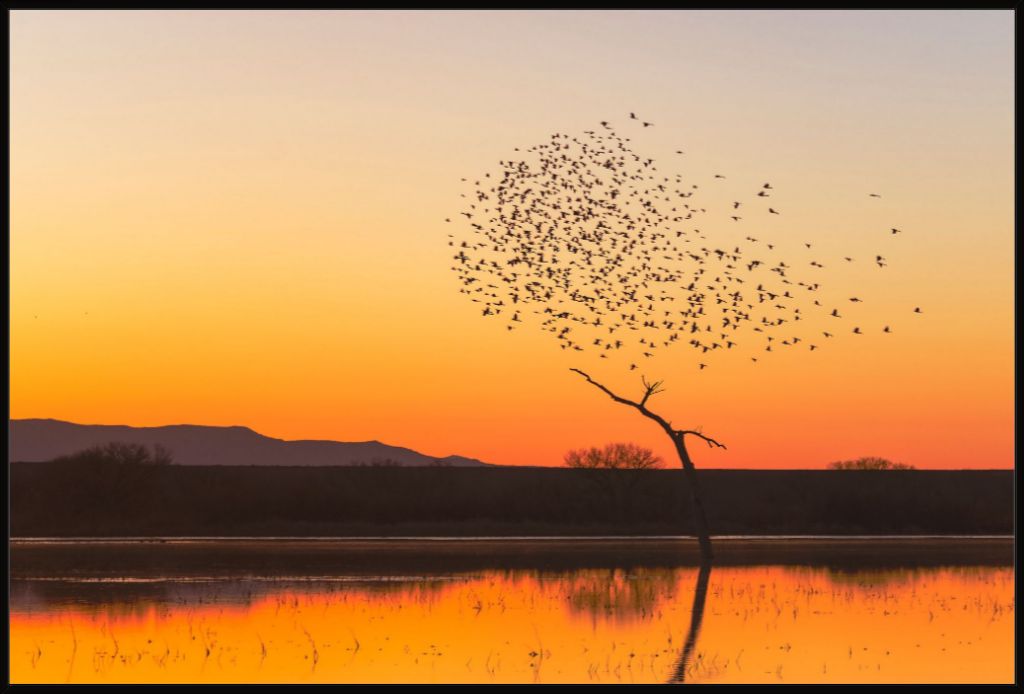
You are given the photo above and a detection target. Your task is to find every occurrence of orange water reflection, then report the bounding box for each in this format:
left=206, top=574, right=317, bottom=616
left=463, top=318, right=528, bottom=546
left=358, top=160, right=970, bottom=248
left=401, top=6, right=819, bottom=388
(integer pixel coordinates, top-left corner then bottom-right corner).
left=10, top=566, right=1013, bottom=683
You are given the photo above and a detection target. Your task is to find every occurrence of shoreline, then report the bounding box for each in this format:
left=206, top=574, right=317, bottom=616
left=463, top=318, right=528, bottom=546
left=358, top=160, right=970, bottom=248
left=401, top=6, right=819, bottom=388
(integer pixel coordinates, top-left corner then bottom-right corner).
left=12, top=536, right=1013, bottom=579
left=10, top=534, right=1015, bottom=543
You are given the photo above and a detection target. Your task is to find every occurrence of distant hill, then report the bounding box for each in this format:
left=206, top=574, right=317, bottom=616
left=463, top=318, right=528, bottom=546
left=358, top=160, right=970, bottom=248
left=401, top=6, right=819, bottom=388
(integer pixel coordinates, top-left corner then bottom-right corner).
left=8, top=419, right=493, bottom=467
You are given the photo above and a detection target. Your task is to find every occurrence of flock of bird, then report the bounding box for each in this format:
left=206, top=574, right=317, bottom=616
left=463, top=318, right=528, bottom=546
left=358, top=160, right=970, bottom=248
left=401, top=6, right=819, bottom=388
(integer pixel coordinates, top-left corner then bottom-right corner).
left=448, top=116, right=920, bottom=370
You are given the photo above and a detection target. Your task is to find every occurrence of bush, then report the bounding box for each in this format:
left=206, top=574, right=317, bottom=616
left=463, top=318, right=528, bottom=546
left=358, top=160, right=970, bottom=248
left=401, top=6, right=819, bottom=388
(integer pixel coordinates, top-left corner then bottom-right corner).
left=564, top=442, right=662, bottom=470
left=828, top=457, right=914, bottom=470
left=51, top=441, right=174, bottom=467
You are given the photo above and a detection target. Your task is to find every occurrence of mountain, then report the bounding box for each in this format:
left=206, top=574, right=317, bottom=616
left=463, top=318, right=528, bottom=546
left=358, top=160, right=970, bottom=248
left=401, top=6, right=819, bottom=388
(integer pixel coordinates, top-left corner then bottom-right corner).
left=8, top=419, right=493, bottom=467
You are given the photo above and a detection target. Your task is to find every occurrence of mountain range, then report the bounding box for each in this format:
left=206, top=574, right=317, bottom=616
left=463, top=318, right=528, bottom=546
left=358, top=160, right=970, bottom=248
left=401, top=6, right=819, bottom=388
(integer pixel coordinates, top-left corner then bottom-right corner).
left=8, top=419, right=493, bottom=467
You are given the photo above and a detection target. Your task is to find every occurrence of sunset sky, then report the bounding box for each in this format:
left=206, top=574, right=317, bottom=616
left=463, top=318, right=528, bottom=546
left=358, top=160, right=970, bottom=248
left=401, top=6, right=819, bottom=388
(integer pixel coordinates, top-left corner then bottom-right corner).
left=10, top=10, right=1013, bottom=469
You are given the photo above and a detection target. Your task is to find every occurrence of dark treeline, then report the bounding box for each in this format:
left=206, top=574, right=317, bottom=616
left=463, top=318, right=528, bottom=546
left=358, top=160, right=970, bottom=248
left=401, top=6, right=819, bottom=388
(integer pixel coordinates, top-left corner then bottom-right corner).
left=9, top=463, right=1012, bottom=537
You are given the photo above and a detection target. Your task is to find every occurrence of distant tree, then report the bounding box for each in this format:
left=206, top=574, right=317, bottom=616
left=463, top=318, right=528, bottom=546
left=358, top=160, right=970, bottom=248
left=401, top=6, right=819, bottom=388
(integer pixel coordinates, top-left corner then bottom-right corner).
left=828, top=457, right=914, bottom=470
left=564, top=442, right=663, bottom=471
left=565, top=442, right=663, bottom=521
left=368, top=457, right=401, bottom=467
left=46, top=442, right=173, bottom=520
left=51, top=441, right=174, bottom=467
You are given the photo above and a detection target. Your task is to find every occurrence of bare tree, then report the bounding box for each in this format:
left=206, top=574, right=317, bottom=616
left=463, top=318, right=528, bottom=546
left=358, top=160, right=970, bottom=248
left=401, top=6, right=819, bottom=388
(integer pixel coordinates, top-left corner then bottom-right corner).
left=565, top=442, right=663, bottom=521
left=564, top=442, right=662, bottom=471
left=570, top=370, right=723, bottom=562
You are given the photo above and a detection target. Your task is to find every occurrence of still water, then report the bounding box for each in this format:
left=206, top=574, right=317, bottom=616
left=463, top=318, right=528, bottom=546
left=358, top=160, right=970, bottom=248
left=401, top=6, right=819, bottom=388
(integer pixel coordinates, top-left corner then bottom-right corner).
left=9, top=539, right=1014, bottom=683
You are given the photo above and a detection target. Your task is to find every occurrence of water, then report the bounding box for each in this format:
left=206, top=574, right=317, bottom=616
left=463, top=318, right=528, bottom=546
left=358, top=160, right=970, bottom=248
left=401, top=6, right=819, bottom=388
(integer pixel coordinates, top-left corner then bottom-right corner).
left=9, top=538, right=1014, bottom=683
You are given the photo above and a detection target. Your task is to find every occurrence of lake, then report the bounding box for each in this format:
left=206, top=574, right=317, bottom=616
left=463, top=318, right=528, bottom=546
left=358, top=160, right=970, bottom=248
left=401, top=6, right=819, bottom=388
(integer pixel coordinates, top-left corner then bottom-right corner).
left=9, top=537, right=1014, bottom=683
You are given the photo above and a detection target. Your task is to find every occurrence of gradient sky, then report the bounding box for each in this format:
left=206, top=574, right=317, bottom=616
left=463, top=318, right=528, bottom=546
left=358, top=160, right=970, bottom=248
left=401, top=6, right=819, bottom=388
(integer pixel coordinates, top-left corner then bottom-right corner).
left=10, top=10, right=1014, bottom=468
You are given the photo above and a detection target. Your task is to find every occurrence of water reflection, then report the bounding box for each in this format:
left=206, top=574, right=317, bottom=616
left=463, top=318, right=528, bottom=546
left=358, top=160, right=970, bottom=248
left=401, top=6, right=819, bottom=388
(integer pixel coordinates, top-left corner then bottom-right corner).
left=671, top=561, right=712, bottom=683
left=10, top=563, right=1013, bottom=683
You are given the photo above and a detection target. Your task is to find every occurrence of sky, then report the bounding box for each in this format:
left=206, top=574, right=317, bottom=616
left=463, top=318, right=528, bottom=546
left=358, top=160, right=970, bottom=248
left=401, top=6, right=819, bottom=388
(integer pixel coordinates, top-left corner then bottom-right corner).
left=10, top=10, right=1014, bottom=469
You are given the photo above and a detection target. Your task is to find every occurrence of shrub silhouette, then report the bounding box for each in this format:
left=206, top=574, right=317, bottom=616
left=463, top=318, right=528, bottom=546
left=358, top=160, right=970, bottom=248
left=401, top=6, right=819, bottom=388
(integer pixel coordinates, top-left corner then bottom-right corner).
left=828, top=457, right=915, bottom=470
left=564, top=442, right=663, bottom=470
left=51, top=441, right=174, bottom=467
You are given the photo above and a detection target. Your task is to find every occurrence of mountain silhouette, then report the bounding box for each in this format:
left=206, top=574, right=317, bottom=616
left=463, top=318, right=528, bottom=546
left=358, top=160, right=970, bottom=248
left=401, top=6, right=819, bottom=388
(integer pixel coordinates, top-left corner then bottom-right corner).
left=8, top=419, right=493, bottom=467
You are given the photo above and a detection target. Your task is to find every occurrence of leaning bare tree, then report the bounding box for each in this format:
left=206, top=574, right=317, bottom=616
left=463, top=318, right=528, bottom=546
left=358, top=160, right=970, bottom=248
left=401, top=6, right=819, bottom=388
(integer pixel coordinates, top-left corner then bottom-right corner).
left=568, top=371, right=723, bottom=560
left=449, top=117, right=908, bottom=563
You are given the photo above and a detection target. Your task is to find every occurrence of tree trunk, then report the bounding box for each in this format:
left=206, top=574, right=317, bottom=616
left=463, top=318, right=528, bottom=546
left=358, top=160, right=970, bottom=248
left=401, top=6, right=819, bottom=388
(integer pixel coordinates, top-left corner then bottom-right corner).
left=671, top=434, right=714, bottom=562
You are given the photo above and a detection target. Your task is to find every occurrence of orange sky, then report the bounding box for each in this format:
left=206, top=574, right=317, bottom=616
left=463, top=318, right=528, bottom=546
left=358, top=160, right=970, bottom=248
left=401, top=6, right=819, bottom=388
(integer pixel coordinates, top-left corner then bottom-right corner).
left=10, top=11, right=1014, bottom=468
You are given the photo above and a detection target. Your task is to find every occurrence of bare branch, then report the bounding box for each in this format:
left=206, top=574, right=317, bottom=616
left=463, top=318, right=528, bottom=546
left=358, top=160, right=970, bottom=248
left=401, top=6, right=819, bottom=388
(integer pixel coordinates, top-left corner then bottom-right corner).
left=571, top=368, right=675, bottom=435
left=639, top=376, right=665, bottom=407
left=570, top=368, right=643, bottom=409
left=675, top=429, right=728, bottom=450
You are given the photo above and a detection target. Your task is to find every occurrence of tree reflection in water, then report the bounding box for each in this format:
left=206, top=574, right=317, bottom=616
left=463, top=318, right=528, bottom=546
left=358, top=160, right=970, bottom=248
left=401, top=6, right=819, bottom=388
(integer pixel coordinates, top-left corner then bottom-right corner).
left=670, top=562, right=712, bottom=683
